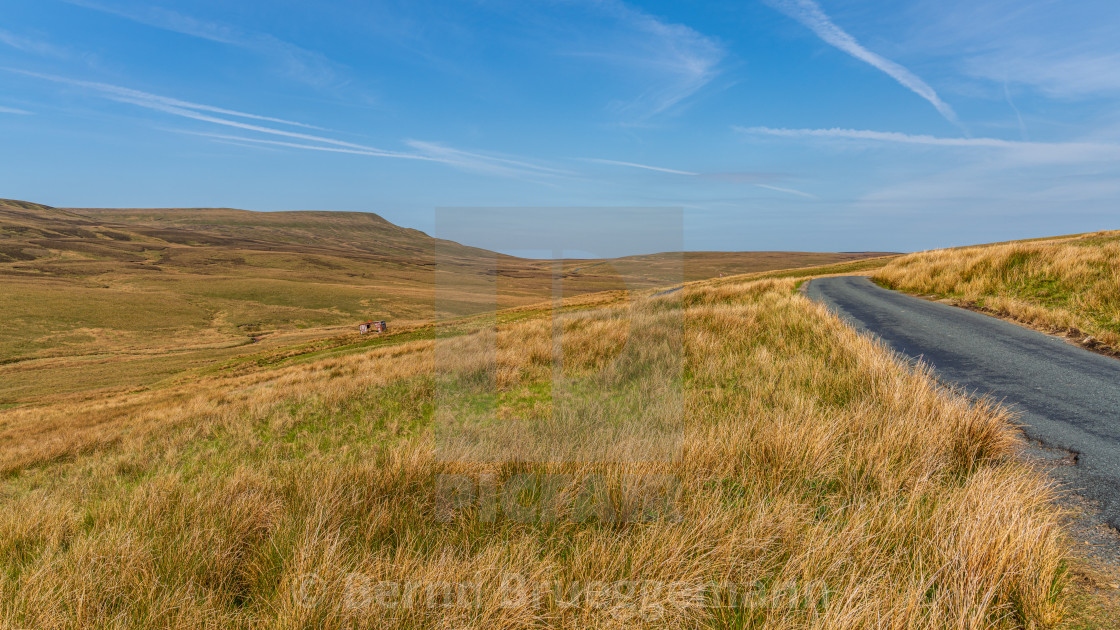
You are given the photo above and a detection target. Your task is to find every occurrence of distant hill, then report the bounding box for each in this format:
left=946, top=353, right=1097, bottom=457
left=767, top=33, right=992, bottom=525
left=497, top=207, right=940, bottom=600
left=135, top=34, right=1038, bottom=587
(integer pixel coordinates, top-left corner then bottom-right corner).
left=72, top=206, right=501, bottom=263
left=2, top=200, right=501, bottom=272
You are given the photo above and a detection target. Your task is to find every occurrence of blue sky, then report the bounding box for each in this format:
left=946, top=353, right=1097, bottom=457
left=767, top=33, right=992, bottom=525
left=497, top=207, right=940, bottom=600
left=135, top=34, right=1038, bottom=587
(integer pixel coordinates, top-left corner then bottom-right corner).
left=2, top=0, right=1119, bottom=255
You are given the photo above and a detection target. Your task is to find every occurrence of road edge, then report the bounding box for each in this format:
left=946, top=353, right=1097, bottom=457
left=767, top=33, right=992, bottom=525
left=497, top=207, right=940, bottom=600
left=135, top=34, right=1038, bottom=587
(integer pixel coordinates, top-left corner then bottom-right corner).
left=872, top=281, right=1120, bottom=361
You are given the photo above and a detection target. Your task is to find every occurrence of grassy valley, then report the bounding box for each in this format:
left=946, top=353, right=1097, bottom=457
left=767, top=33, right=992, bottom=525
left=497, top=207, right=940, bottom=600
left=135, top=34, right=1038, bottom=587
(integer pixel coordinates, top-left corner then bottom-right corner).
left=0, top=199, right=891, bottom=404
left=0, top=260, right=1068, bottom=628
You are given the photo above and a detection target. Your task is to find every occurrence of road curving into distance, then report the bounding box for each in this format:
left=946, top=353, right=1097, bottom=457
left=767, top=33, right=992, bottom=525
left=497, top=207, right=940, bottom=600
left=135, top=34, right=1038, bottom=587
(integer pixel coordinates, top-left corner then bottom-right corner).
left=807, top=276, right=1120, bottom=527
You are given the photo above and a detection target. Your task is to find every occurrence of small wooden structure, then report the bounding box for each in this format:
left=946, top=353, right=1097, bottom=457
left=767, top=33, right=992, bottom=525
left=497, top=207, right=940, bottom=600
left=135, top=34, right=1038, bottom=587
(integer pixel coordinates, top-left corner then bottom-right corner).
left=359, top=320, right=387, bottom=334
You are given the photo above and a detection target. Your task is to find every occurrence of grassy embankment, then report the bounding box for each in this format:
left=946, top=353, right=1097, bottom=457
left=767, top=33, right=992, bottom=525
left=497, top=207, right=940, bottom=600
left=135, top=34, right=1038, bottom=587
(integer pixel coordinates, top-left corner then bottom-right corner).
left=874, top=231, right=1120, bottom=353
left=0, top=259, right=1069, bottom=628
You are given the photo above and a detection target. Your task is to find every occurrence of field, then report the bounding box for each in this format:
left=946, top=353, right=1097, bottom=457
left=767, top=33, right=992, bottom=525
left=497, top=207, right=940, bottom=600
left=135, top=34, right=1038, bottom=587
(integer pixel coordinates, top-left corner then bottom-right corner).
left=0, top=254, right=1071, bottom=628
left=874, top=231, right=1120, bottom=353
left=7, top=200, right=1109, bottom=627
left=0, top=199, right=891, bottom=404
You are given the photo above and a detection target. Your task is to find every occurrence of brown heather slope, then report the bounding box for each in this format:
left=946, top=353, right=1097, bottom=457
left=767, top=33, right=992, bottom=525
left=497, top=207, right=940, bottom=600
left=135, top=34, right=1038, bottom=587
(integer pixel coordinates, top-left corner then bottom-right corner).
left=873, top=230, right=1120, bottom=353
left=0, top=199, right=891, bottom=403
left=0, top=266, right=1069, bottom=628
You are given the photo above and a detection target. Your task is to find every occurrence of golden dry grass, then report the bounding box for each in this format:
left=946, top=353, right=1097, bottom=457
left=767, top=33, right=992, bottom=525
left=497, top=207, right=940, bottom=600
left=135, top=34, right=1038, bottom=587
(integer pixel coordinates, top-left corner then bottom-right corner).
left=874, top=231, right=1120, bottom=350
left=0, top=272, right=1069, bottom=628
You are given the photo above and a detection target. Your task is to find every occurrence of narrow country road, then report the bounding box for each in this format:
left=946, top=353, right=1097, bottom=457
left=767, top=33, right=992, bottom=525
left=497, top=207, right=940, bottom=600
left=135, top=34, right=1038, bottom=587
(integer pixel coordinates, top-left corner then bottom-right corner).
left=807, top=276, right=1120, bottom=527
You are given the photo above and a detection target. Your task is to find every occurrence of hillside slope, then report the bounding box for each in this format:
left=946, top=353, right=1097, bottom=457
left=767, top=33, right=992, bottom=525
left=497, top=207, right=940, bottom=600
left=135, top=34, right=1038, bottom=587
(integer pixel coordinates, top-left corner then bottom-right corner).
left=874, top=230, right=1120, bottom=352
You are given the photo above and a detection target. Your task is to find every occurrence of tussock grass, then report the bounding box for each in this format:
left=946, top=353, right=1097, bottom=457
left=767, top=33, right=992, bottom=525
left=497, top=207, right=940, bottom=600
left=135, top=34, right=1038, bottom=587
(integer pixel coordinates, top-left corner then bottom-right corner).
left=0, top=276, right=1068, bottom=628
left=874, top=231, right=1120, bottom=350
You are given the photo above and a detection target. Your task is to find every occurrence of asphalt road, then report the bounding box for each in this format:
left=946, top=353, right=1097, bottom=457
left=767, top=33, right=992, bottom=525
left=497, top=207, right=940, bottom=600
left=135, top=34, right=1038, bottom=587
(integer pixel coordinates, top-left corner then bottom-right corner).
left=807, top=276, right=1120, bottom=527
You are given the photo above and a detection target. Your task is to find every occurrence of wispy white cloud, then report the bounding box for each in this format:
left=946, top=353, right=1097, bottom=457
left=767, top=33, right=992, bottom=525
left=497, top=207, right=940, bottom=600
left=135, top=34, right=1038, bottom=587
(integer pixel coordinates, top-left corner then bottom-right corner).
left=144, top=102, right=414, bottom=155
left=63, top=0, right=337, bottom=86
left=0, top=28, right=69, bottom=58
left=853, top=149, right=1120, bottom=212
left=170, top=130, right=437, bottom=161
left=1003, top=81, right=1028, bottom=141
left=12, top=69, right=564, bottom=182
left=582, top=158, right=698, bottom=176
left=586, top=156, right=817, bottom=198
left=741, top=125, right=1018, bottom=147
left=179, top=132, right=567, bottom=182
left=9, top=69, right=324, bottom=129
left=968, top=52, right=1120, bottom=99
left=737, top=125, right=1120, bottom=163
left=0, top=105, right=33, bottom=115
left=765, top=0, right=958, bottom=126
left=754, top=183, right=817, bottom=199
left=574, top=1, right=725, bottom=120
left=896, top=0, right=1120, bottom=100
left=406, top=140, right=571, bottom=181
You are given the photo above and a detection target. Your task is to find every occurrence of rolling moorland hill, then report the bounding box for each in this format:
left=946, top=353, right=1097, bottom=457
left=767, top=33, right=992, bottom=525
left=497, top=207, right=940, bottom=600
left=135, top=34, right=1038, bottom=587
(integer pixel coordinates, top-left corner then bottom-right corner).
left=874, top=230, right=1120, bottom=354
left=0, top=198, right=893, bottom=404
